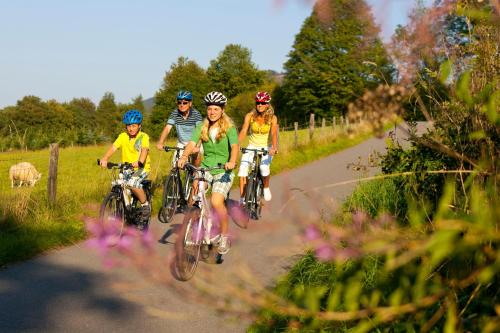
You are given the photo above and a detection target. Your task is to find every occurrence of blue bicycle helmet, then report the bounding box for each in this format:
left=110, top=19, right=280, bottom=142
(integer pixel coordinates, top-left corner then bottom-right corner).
left=122, top=109, right=143, bottom=125
left=176, top=90, right=193, bottom=101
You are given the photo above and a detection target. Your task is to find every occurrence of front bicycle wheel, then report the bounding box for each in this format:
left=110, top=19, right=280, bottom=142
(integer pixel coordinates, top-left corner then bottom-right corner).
left=159, top=173, right=179, bottom=223
left=99, top=192, right=126, bottom=240
left=244, top=175, right=256, bottom=218
left=255, top=177, right=264, bottom=219
left=175, top=207, right=202, bottom=281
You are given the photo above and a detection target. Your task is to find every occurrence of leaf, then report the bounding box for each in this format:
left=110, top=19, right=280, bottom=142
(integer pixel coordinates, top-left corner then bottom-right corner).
left=444, top=299, right=458, bottom=333
left=439, top=60, right=452, bottom=84
left=469, top=130, right=486, bottom=140
left=345, top=278, right=363, bottom=311
left=304, top=286, right=328, bottom=312
left=326, top=285, right=343, bottom=311
left=456, top=71, right=473, bottom=106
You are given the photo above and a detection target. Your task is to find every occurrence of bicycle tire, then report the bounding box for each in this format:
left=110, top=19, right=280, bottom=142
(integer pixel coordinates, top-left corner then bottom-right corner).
left=175, top=207, right=202, bottom=281
left=255, top=177, right=264, bottom=219
left=159, top=173, right=179, bottom=223
left=244, top=175, right=257, bottom=219
left=99, top=192, right=126, bottom=239
left=183, top=170, right=193, bottom=205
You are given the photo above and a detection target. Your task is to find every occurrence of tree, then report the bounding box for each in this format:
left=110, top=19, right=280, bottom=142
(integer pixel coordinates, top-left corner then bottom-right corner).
left=206, top=44, right=265, bottom=99
left=96, top=92, right=120, bottom=139
left=226, top=82, right=278, bottom=128
left=149, top=57, right=210, bottom=138
left=129, top=95, right=145, bottom=112
left=277, top=0, right=394, bottom=123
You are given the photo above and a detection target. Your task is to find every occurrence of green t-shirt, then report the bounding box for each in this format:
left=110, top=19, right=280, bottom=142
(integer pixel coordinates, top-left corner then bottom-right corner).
left=190, top=124, right=238, bottom=175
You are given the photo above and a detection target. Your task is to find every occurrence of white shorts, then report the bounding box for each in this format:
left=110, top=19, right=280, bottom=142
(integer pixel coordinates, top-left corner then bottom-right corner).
left=238, top=145, right=273, bottom=177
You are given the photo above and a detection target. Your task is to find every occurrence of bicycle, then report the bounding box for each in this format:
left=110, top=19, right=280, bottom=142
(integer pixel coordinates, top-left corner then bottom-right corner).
left=98, top=159, right=153, bottom=236
left=175, top=163, right=227, bottom=281
left=158, top=146, right=195, bottom=223
left=241, top=147, right=268, bottom=220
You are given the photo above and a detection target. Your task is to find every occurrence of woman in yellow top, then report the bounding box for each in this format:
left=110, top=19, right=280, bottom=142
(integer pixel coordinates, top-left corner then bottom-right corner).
left=238, top=91, right=278, bottom=203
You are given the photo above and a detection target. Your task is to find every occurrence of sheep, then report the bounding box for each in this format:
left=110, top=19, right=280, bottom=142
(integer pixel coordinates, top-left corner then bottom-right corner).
left=9, top=162, right=42, bottom=188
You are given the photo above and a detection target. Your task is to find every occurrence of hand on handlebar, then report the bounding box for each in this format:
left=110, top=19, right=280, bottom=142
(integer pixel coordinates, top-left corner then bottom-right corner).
left=177, top=156, right=188, bottom=169
left=99, top=159, right=108, bottom=168
left=269, top=147, right=278, bottom=156
left=156, top=142, right=164, bottom=150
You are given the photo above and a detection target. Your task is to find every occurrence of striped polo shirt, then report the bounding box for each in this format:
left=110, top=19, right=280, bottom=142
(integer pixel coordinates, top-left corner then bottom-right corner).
left=166, top=108, right=203, bottom=144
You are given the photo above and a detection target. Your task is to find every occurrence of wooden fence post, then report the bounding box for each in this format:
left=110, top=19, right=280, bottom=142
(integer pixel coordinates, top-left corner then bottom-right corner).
left=321, top=118, right=326, bottom=129
left=309, top=113, right=315, bottom=141
left=294, top=122, right=298, bottom=148
left=48, top=143, right=59, bottom=204
left=332, top=116, right=336, bottom=132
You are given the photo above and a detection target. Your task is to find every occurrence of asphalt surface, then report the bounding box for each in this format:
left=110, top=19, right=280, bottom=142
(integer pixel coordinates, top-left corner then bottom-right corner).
left=0, top=123, right=427, bottom=332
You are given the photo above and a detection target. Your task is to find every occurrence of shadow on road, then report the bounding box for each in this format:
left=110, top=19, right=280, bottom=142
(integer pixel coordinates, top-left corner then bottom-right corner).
left=0, top=258, right=141, bottom=331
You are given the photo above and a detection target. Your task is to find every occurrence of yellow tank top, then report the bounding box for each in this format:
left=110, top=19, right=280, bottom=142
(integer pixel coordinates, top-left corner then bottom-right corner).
left=249, top=118, right=271, bottom=147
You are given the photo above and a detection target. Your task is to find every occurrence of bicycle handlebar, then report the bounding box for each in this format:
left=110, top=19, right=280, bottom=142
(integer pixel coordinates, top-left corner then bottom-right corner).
left=240, top=147, right=268, bottom=156
left=163, top=146, right=184, bottom=152
left=97, top=159, right=133, bottom=170
left=183, top=163, right=225, bottom=173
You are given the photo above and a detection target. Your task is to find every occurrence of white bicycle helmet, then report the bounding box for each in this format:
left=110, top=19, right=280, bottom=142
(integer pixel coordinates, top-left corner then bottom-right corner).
left=204, top=91, right=227, bottom=106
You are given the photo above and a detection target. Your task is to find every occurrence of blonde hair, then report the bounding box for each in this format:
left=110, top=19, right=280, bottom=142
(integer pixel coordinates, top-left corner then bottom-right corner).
left=200, top=112, right=234, bottom=142
left=251, top=105, right=275, bottom=124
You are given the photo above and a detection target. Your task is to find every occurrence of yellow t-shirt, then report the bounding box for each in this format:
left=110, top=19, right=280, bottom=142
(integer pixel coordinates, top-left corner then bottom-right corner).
left=249, top=118, right=271, bottom=147
left=113, top=131, right=151, bottom=172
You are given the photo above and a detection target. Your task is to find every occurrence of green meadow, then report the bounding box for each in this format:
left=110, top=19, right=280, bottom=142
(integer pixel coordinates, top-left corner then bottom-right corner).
left=0, top=122, right=377, bottom=267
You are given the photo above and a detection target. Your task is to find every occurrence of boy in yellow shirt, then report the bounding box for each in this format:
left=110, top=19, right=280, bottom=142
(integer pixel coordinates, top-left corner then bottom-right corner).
left=100, top=109, right=151, bottom=229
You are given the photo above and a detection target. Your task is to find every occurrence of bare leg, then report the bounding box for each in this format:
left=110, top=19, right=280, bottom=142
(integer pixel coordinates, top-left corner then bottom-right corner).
left=131, top=188, right=147, bottom=203
left=211, top=193, right=228, bottom=234
left=262, top=175, right=270, bottom=188
left=239, top=177, right=247, bottom=198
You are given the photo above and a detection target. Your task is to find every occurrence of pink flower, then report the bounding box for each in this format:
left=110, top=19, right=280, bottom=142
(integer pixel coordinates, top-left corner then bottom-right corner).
left=304, top=224, right=321, bottom=241
left=315, top=243, right=335, bottom=261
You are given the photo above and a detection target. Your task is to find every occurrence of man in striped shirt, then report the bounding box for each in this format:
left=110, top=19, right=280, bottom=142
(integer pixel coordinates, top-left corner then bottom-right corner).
left=156, top=90, right=203, bottom=166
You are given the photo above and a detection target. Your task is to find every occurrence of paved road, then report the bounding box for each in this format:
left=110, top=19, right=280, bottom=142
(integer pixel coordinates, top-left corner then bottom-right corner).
left=0, top=123, right=426, bottom=332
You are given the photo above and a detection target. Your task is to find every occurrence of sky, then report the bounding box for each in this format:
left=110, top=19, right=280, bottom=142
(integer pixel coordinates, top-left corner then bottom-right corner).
left=0, top=0, right=425, bottom=109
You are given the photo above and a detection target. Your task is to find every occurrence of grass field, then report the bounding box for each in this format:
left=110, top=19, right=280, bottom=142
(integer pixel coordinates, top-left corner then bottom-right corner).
left=0, top=122, right=380, bottom=267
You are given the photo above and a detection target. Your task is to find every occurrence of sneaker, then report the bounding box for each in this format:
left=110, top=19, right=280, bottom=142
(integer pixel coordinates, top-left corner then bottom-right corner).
left=140, top=204, right=151, bottom=223
left=263, top=188, right=272, bottom=201
left=239, top=197, right=245, bottom=206
left=217, top=234, right=231, bottom=255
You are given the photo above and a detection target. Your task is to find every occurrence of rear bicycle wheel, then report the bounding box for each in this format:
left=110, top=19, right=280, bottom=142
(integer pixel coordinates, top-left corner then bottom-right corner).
left=99, top=192, right=126, bottom=241
left=159, top=173, right=179, bottom=223
left=183, top=170, right=193, bottom=206
left=175, top=207, right=202, bottom=281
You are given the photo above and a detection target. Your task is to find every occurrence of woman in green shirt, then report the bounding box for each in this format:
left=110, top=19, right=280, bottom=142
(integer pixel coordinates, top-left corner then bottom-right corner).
left=178, top=91, right=238, bottom=254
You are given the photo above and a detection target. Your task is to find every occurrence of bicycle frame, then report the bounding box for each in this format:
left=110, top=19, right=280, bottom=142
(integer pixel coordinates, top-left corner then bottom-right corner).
left=185, top=164, right=224, bottom=246
left=164, top=146, right=194, bottom=203
left=99, top=159, right=151, bottom=225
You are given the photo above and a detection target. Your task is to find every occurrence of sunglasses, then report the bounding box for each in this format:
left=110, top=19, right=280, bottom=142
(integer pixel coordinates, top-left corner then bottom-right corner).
left=177, top=100, right=190, bottom=105
left=256, top=102, right=269, bottom=105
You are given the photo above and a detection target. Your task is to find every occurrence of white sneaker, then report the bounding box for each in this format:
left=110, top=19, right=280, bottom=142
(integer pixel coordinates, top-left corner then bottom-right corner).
left=263, top=187, right=272, bottom=201
left=217, top=234, right=231, bottom=254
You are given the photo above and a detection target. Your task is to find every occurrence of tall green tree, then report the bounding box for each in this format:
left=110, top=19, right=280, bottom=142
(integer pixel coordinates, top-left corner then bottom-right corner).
left=277, top=0, right=393, bottom=122
left=96, top=92, right=120, bottom=139
left=149, top=57, right=210, bottom=138
left=207, top=44, right=265, bottom=99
